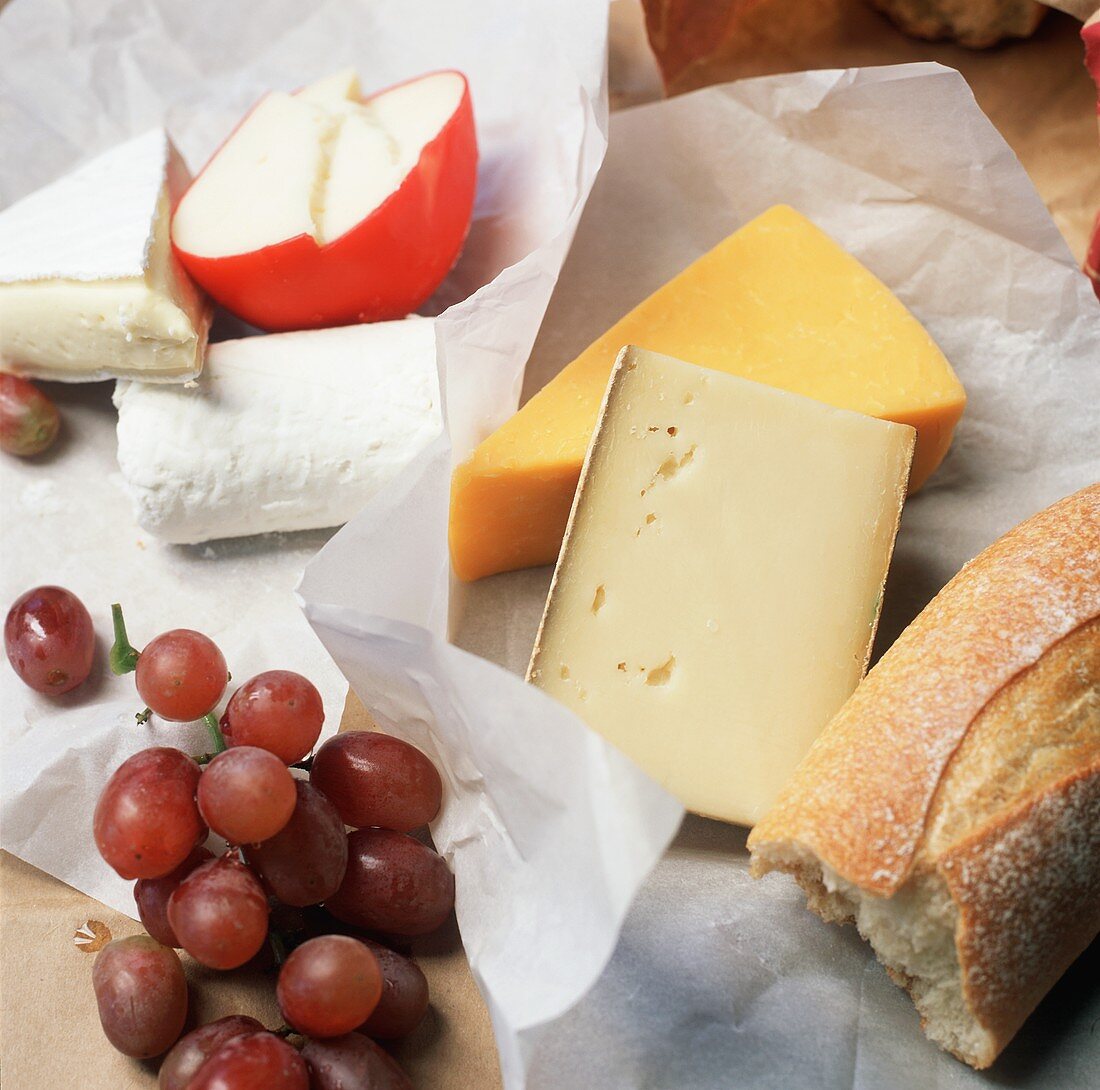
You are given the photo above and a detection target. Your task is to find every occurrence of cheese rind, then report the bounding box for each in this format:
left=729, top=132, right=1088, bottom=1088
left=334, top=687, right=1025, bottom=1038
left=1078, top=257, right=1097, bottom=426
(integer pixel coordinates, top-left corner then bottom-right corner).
left=0, top=130, right=210, bottom=382
left=114, top=319, right=441, bottom=543
left=527, top=346, right=915, bottom=827
left=172, top=70, right=468, bottom=256
left=451, top=205, right=963, bottom=581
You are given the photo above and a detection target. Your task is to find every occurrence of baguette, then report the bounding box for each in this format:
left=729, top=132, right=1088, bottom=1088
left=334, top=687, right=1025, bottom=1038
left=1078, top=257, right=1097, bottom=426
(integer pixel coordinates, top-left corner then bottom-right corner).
left=748, top=483, right=1100, bottom=1068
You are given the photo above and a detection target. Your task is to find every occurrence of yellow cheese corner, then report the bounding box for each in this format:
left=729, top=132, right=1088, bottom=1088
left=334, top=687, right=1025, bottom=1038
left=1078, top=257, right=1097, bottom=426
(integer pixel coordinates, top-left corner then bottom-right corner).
left=450, top=205, right=965, bottom=582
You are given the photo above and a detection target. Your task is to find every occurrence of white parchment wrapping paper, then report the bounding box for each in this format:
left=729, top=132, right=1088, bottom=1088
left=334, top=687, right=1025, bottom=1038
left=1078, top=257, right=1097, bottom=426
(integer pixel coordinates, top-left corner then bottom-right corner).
left=0, top=0, right=673, bottom=963
left=300, top=62, right=1100, bottom=1090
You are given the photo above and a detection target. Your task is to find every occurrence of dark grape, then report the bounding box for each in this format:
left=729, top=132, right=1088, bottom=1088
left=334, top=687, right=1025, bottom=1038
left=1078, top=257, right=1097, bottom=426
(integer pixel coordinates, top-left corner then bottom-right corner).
left=276, top=935, right=382, bottom=1038
left=303, top=1033, right=413, bottom=1090
left=188, top=1032, right=308, bottom=1090
left=94, top=747, right=205, bottom=879
left=92, top=935, right=187, bottom=1058
left=311, top=731, right=443, bottom=832
left=249, top=780, right=347, bottom=907
left=0, top=372, right=60, bottom=456
left=135, top=846, right=213, bottom=947
left=135, top=628, right=227, bottom=721
left=4, top=585, right=94, bottom=694
left=167, top=856, right=269, bottom=969
left=223, top=670, right=324, bottom=764
left=324, top=828, right=454, bottom=937
left=358, top=938, right=430, bottom=1039
left=197, top=746, right=297, bottom=845
left=158, top=1015, right=264, bottom=1090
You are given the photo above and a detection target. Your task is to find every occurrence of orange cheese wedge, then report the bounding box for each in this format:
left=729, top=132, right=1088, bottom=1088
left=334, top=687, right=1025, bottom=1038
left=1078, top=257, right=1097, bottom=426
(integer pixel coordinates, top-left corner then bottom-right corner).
left=450, top=205, right=965, bottom=582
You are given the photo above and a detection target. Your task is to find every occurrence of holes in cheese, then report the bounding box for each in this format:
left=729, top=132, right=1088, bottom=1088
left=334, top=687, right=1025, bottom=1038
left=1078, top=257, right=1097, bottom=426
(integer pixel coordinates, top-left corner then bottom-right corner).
left=450, top=205, right=964, bottom=582
left=527, top=346, right=915, bottom=827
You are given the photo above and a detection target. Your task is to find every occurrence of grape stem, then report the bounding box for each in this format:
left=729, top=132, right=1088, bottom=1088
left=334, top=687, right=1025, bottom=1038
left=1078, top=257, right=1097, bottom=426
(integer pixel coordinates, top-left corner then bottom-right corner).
left=269, top=932, right=288, bottom=967
left=109, top=603, right=141, bottom=675
left=135, top=707, right=152, bottom=725
left=203, top=712, right=227, bottom=754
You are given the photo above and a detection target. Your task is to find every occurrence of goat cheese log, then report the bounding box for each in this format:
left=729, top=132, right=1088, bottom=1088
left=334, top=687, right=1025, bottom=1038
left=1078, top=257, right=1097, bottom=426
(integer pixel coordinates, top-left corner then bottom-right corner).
left=114, top=319, right=441, bottom=543
left=749, top=483, right=1100, bottom=1069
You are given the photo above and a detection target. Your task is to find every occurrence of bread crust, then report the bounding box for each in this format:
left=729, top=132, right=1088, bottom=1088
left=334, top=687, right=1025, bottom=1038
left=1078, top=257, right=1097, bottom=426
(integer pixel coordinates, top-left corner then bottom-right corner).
left=749, top=483, right=1100, bottom=1066
left=750, top=484, right=1100, bottom=895
left=941, top=758, right=1100, bottom=1059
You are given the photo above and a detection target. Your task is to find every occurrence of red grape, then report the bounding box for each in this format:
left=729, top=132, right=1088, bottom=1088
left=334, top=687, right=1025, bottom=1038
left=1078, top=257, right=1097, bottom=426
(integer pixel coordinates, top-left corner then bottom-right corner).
left=135, top=846, right=213, bottom=947
left=276, top=935, right=382, bottom=1038
left=92, top=935, right=187, bottom=1058
left=167, top=856, right=269, bottom=969
left=94, top=747, right=205, bottom=879
left=188, top=1032, right=308, bottom=1090
left=358, top=939, right=430, bottom=1039
left=158, top=1015, right=264, bottom=1090
left=249, top=781, right=347, bottom=906
left=223, top=670, right=324, bottom=763
left=135, top=628, right=227, bottom=721
left=0, top=372, right=60, bottom=456
left=302, top=1033, right=413, bottom=1090
left=311, top=731, right=443, bottom=832
left=325, top=829, right=454, bottom=937
left=197, top=746, right=297, bottom=845
left=4, top=585, right=94, bottom=694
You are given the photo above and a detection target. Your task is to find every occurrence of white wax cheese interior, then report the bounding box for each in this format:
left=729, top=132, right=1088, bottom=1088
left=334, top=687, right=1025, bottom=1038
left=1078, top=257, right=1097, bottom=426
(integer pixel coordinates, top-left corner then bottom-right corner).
left=528, top=346, right=915, bottom=827
left=0, top=130, right=209, bottom=382
left=173, top=70, right=465, bottom=257
left=114, top=319, right=442, bottom=544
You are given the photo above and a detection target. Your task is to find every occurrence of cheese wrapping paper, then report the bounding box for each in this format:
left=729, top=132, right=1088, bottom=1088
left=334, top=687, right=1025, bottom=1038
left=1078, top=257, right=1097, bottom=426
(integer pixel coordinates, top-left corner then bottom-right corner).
left=301, top=62, right=1100, bottom=1090
left=1, top=0, right=684, bottom=1045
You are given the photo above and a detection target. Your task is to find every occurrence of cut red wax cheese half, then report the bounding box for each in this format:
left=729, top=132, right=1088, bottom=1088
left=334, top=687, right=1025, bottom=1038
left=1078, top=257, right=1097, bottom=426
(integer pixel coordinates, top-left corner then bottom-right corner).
left=172, top=69, right=477, bottom=331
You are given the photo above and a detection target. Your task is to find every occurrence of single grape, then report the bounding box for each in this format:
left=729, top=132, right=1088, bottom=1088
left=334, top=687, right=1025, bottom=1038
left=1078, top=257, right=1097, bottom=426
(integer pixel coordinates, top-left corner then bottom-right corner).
left=4, top=585, right=94, bottom=695
left=358, top=938, right=430, bottom=1039
left=167, top=856, right=269, bottom=970
left=158, top=1015, right=264, bottom=1090
left=197, top=746, right=297, bottom=845
left=135, top=628, right=227, bottom=722
left=324, top=829, right=454, bottom=937
left=135, top=846, right=213, bottom=947
left=302, top=1033, right=413, bottom=1090
left=222, top=670, right=324, bottom=763
left=94, top=747, right=205, bottom=879
left=310, top=731, right=443, bottom=833
left=276, top=935, right=382, bottom=1038
left=188, top=1032, right=308, bottom=1090
left=0, top=372, right=60, bottom=456
left=249, top=780, right=347, bottom=906
left=92, top=935, right=187, bottom=1058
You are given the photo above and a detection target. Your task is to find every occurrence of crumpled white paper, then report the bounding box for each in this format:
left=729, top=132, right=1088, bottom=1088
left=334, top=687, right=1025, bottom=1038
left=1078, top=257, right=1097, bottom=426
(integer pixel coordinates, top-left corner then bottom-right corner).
left=300, top=62, right=1100, bottom=1090
left=0, top=0, right=641, bottom=928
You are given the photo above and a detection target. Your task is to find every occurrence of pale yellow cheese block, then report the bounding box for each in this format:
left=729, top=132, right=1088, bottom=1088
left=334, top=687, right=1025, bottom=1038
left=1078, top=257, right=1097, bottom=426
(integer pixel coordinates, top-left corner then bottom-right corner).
left=528, top=346, right=915, bottom=826
left=451, top=205, right=963, bottom=582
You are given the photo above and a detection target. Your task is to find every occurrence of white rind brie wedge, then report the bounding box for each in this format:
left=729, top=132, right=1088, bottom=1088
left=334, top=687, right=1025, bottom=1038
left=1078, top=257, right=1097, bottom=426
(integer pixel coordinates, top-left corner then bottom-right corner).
left=114, top=319, right=441, bottom=543
left=0, top=129, right=211, bottom=382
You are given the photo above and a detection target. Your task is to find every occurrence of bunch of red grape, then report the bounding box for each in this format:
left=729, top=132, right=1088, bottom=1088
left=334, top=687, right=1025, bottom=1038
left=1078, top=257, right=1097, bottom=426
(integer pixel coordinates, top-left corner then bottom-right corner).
left=82, top=604, right=452, bottom=1088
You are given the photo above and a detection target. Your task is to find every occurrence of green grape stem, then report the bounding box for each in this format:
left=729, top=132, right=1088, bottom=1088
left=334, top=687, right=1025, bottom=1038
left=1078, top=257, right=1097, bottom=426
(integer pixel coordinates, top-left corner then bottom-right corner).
left=203, top=712, right=227, bottom=754
left=269, top=932, right=289, bottom=968
left=109, top=603, right=141, bottom=675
